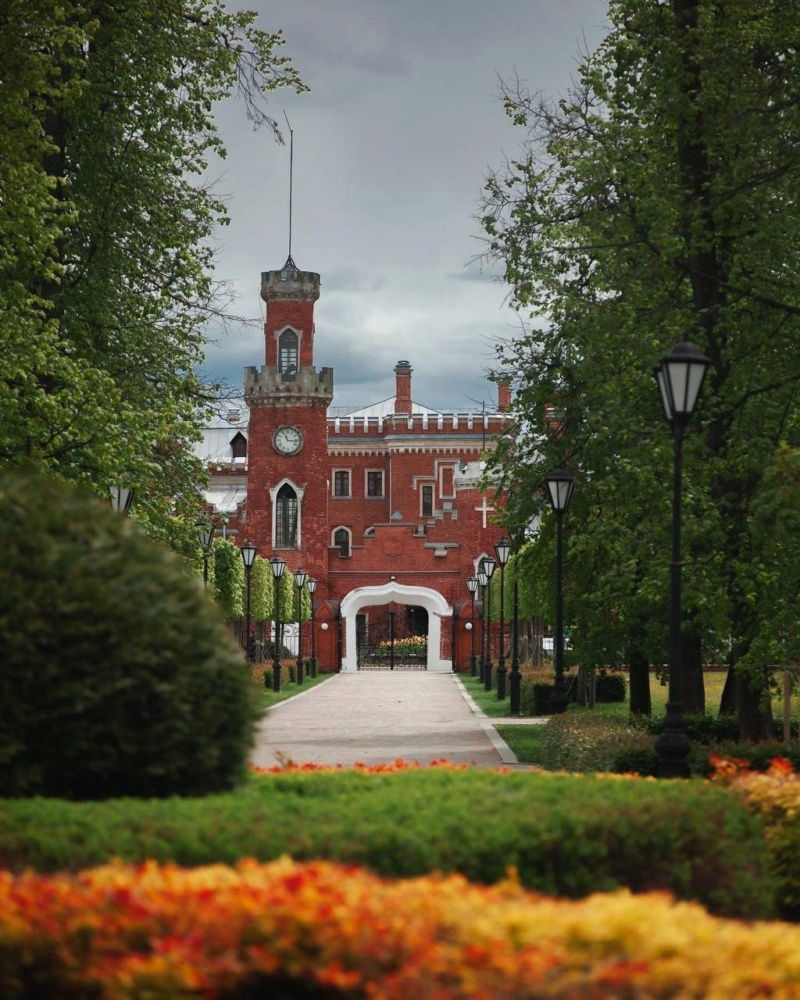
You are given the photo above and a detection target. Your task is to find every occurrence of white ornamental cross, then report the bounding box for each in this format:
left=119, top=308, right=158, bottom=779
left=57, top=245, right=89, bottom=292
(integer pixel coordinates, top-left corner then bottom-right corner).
left=474, top=496, right=495, bottom=529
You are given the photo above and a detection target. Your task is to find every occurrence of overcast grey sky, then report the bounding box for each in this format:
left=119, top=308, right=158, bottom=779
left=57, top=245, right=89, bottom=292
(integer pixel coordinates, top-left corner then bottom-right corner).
left=200, top=0, right=609, bottom=412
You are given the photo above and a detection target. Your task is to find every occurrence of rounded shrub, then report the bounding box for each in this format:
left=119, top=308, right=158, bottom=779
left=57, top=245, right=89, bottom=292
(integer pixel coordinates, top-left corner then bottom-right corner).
left=595, top=670, right=626, bottom=703
left=0, top=470, right=258, bottom=800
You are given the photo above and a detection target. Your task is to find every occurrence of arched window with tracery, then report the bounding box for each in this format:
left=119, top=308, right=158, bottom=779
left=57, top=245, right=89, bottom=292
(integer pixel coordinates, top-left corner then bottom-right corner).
left=275, top=483, right=299, bottom=548
left=278, top=328, right=298, bottom=379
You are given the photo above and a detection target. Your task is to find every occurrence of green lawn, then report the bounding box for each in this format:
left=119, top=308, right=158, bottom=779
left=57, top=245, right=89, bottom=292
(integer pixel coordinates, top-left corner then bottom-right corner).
left=492, top=670, right=800, bottom=771
left=458, top=672, right=525, bottom=717
left=461, top=668, right=729, bottom=720
left=252, top=666, right=333, bottom=710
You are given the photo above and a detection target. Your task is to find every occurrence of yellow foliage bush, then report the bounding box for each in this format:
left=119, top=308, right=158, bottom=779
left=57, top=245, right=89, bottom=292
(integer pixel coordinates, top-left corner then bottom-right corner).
left=3, top=857, right=800, bottom=998
left=712, top=756, right=800, bottom=917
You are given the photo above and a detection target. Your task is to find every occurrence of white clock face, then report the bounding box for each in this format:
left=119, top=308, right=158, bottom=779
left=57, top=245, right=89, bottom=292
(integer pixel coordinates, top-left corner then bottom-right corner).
left=274, top=425, right=303, bottom=455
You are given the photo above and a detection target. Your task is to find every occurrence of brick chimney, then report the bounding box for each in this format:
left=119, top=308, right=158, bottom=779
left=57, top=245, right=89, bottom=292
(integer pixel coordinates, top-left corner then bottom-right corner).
left=394, top=360, right=413, bottom=415
left=497, top=377, right=511, bottom=413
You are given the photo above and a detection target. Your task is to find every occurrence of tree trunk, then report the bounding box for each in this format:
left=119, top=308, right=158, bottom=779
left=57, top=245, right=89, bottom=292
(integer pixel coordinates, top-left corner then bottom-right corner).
left=719, top=667, right=736, bottom=715
left=731, top=608, right=773, bottom=740
left=737, top=669, right=773, bottom=741
left=681, top=627, right=705, bottom=715
left=627, top=621, right=652, bottom=716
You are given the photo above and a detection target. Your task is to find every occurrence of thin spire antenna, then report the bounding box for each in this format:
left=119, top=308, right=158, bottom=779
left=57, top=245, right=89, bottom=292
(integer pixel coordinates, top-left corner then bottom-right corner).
left=283, top=111, right=294, bottom=260
left=466, top=394, right=490, bottom=450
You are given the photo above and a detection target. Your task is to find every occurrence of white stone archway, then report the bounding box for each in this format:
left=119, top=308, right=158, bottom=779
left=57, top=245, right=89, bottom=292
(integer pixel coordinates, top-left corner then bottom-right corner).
left=339, top=582, right=452, bottom=672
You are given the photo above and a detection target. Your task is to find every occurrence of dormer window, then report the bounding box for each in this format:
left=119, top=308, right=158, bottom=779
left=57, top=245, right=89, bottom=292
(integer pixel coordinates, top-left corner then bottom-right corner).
left=230, top=432, right=247, bottom=461
left=279, top=329, right=298, bottom=380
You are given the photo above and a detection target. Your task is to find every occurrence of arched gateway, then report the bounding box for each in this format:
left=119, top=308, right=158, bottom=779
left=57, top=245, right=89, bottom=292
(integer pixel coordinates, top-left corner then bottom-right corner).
left=339, top=582, right=452, bottom=672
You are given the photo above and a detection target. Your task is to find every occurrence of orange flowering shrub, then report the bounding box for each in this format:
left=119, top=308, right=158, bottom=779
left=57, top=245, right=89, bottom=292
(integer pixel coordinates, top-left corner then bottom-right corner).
left=3, top=857, right=800, bottom=998
left=709, top=754, right=800, bottom=917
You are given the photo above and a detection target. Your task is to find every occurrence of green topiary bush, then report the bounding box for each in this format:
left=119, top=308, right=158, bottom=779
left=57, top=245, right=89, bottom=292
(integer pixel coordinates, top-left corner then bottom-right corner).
left=595, top=670, right=626, bottom=703
left=0, top=469, right=258, bottom=800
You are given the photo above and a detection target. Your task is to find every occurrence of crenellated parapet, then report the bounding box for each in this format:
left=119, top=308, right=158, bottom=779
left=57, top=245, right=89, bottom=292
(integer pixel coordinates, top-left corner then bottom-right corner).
left=327, top=411, right=511, bottom=437
left=244, top=364, right=334, bottom=406
left=260, top=255, right=320, bottom=305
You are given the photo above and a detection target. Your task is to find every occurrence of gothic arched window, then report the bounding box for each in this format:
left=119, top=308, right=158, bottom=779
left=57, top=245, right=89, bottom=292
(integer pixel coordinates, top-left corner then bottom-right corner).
left=275, top=483, right=299, bottom=548
left=333, top=526, right=351, bottom=558
left=279, top=328, right=298, bottom=379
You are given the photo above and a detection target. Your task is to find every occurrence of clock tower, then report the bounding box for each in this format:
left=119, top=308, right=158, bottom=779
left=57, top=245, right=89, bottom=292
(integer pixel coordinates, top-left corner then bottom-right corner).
left=244, top=255, right=333, bottom=581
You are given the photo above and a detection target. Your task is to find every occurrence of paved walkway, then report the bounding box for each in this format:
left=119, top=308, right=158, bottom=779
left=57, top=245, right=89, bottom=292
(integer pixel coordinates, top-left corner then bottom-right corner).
left=251, top=672, right=543, bottom=770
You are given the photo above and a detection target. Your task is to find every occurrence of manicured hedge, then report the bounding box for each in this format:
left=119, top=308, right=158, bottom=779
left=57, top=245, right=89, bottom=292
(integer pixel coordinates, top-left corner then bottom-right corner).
left=0, top=766, right=775, bottom=919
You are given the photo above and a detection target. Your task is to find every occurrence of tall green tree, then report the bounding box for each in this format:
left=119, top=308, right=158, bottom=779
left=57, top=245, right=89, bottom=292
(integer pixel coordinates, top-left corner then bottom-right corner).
left=0, top=0, right=305, bottom=544
left=482, top=0, right=800, bottom=738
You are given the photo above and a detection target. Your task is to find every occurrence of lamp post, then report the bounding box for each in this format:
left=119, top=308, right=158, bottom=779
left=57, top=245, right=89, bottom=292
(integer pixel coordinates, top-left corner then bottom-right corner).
left=545, top=469, right=575, bottom=714
left=482, top=555, right=496, bottom=692
left=196, top=520, right=214, bottom=589
left=509, top=536, right=522, bottom=715
left=109, top=485, right=134, bottom=516
left=270, top=554, right=286, bottom=692
left=476, top=564, right=488, bottom=684
left=240, top=540, right=257, bottom=663
left=466, top=575, right=478, bottom=676
left=494, top=538, right=511, bottom=700
left=388, top=600, right=396, bottom=671
left=653, top=340, right=711, bottom=778
left=293, top=568, right=307, bottom=685
left=307, top=577, right=318, bottom=678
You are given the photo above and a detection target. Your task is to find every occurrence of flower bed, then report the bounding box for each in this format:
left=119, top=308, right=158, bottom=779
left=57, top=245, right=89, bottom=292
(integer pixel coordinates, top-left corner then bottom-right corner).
left=3, top=856, right=800, bottom=998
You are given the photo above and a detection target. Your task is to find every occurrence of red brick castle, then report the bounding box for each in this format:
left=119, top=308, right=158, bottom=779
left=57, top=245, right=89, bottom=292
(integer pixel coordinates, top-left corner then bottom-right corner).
left=200, top=254, right=512, bottom=671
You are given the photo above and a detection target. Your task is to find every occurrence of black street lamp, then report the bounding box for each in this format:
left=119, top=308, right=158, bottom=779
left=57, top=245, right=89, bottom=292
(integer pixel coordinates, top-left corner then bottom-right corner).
left=270, top=554, right=286, bottom=692
left=294, top=567, right=307, bottom=685
left=466, top=575, right=478, bottom=676
left=109, top=485, right=135, bottom=516
left=653, top=340, right=710, bottom=778
left=240, top=540, right=257, bottom=663
left=307, top=577, right=318, bottom=678
left=509, top=538, right=522, bottom=715
left=196, top=520, right=214, bottom=589
left=476, top=564, right=488, bottom=684
left=494, top=538, right=511, bottom=700
left=481, top=555, right=496, bottom=692
left=545, top=469, right=575, bottom=714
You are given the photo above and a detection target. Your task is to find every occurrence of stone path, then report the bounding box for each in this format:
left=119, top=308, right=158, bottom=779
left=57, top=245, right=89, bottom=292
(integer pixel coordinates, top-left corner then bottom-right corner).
left=250, top=672, right=545, bottom=770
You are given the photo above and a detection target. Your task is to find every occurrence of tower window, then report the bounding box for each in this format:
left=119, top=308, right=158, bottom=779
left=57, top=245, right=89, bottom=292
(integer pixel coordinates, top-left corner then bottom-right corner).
left=275, top=483, right=299, bottom=548
left=333, top=527, right=351, bottom=558
left=366, top=470, right=384, bottom=498
left=333, top=470, right=351, bottom=498
left=421, top=484, right=434, bottom=517
left=278, top=329, right=298, bottom=379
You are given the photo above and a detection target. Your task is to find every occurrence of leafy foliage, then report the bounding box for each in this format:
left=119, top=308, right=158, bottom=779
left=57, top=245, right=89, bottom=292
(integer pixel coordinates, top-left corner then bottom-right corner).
left=213, top=537, right=245, bottom=620
left=0, top=0, right=305, bottom=542
left=0, top=469, right=257, bottom=799
left=482, top=0, right=800, bottom=737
